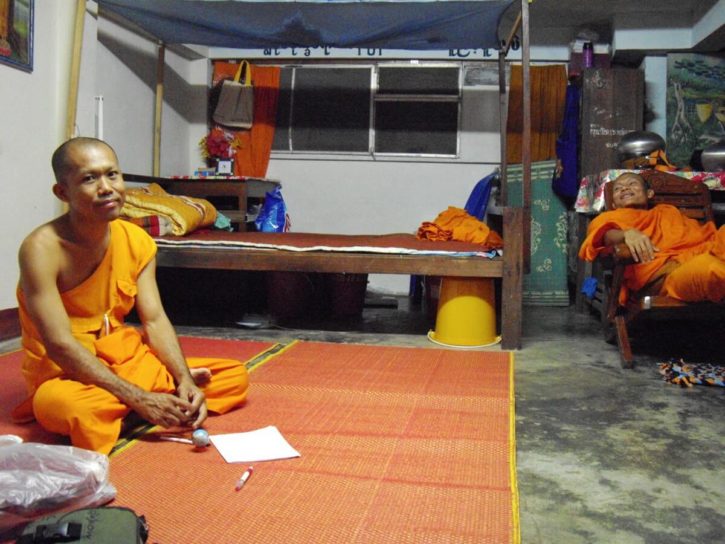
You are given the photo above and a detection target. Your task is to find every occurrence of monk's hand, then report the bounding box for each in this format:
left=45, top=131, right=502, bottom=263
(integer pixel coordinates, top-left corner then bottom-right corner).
left=623, top=229, right=658, bottom=263
left=132, top=391, right=196, bottom=429
left=176, top=378, right=208, bottom=429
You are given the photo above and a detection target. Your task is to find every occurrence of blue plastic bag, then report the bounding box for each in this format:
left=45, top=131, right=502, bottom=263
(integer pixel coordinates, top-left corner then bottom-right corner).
left=464, top=171, right=496, bottom=220
left=581, top=276, right=598, bottom=299
left=255, top=186, right=290, bottom=232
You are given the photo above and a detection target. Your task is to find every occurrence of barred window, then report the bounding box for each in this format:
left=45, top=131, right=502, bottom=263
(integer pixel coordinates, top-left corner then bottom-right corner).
left=272, top=64, right=461, bottom=157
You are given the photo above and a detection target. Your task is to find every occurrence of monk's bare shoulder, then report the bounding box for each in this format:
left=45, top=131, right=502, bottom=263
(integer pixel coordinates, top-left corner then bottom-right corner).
left=18, top=219, right=66, bottom=284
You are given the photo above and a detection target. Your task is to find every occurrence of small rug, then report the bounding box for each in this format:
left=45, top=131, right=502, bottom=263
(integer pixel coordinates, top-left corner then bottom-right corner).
left=659, top=359, right=725, bottom=387
left=109, top=339, right=519, bottom=544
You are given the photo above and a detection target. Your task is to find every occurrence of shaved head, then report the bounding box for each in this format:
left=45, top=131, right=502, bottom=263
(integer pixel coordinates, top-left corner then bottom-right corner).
left=611, top=172, right=653, bottom=209
left=51, top=137, right=118, bottom=184
left=612, top=172, right=649, bottom=191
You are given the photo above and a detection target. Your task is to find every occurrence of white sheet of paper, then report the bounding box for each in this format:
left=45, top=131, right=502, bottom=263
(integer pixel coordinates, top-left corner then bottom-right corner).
left=210, top=425, right=300, bottom=463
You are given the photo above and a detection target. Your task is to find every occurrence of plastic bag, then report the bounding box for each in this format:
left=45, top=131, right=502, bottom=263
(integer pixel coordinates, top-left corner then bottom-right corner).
left=0, top=436, right=116, bottom=535
left=255, top=186, right=290, bottom=232
left=464, top=172, right=496, bottom=220
left=581, top=276, right=598, bottom=300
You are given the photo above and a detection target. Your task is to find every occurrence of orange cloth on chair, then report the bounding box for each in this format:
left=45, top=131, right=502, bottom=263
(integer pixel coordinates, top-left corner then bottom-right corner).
left=417, top=206, right=503, bottom=248
left=15, top=220, right=249, bottom=454
left=579, top=204, right=725, bottom=303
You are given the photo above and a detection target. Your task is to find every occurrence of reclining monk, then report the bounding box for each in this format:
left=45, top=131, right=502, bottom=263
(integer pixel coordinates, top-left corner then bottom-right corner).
left=579, top=172, right=725, bottom=304
left=13, top=137, right=249, bottom=455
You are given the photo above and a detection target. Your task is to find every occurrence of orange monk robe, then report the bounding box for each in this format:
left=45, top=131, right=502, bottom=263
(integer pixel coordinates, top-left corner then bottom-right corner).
left=579, top=204, right=725, bottom=303
left=417, top=207, right=504, bottom=248
left=14, top=220, right=249, bottom=454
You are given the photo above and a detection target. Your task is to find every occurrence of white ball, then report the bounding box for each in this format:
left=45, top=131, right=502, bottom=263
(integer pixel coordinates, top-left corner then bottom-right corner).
left=192, top=429, right=210, bottom=448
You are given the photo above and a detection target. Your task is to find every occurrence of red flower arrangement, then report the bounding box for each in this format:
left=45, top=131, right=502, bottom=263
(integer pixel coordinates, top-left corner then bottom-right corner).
left=199, top=127, right=241, bottom=159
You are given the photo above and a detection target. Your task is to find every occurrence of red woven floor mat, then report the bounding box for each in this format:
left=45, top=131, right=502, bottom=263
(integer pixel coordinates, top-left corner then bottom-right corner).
left=109, top=340, right=518, bottom=544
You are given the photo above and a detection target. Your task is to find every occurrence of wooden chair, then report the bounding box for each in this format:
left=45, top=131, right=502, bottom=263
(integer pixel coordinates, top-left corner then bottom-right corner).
left=598, top=170, right=723, bottom=368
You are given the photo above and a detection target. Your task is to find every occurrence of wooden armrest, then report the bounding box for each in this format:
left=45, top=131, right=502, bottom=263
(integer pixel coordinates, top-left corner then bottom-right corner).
left=596, top=243, right=636, bottom=272
left=612, top=243, right=635, bottom=265
left=592, top=244, right=631, bottom=321
left=591, top=243, right=646, bottom=320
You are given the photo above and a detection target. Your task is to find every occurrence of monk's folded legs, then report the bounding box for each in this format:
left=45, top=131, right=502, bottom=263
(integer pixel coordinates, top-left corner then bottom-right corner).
left=662, top=253, right=725, bottom=303
left=33, top=378, right=130, bottom=454
left=186, top=357, right=250, bottom=413
left=32, top=356, right=249, bottom=455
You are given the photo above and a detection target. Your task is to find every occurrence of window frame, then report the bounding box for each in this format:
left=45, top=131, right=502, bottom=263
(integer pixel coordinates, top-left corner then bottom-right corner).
left=270, top=61, right=463, bottom=160
left=373, top=63, right=461, bottom=158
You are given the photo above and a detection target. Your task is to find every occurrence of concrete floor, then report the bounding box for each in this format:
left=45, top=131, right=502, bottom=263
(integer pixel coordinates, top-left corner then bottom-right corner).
left=510, top=306, right=724, bottom=544
left=5, top=292, right=723, bottom=543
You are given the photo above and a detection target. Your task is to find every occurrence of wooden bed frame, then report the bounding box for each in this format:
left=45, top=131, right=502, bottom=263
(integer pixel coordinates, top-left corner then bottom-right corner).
left=154, top=208, right=523, bottom=349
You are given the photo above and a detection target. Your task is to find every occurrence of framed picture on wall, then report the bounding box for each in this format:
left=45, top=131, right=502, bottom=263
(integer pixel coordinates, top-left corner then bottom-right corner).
left=666, top=53, right=725, bottom=168
left=0, top=0, right=34, bottom=73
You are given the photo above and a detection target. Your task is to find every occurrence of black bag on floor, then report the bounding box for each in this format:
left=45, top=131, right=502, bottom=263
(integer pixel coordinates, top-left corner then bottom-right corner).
left=15, top=507, right=148, bottom=544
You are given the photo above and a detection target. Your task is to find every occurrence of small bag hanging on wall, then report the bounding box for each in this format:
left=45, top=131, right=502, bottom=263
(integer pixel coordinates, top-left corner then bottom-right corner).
left=213, top=60, right=254, bottom=129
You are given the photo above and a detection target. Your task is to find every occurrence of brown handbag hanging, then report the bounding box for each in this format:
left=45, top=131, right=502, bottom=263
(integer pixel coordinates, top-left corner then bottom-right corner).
left=212, top=61, right=254, bottom=129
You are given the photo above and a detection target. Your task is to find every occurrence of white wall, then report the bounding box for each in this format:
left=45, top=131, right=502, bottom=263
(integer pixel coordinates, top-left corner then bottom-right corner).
left=0, top=0, right=75, bottom=310
left=265, top=80, right=503, bottom=293
left=90, top=16, right=201, bottom=175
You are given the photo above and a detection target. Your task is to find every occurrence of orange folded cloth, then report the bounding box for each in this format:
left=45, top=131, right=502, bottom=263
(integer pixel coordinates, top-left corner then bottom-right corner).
left=417, top=207, right=503, bottom=248
left=122, top=183, right=217, bottom=236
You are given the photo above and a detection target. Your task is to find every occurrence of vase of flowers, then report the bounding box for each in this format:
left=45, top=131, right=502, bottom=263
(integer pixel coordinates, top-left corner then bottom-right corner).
left=199, top=127, right=242, bottom=172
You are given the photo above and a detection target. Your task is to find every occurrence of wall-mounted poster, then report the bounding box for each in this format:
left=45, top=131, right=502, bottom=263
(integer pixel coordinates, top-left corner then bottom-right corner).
left=666, top=53, right=725, bottom=168
left=0, top=0, right=33, bottom=72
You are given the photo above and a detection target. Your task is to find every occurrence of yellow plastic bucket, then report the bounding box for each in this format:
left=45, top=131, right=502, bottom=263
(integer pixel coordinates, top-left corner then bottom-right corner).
left=428, top=277, right=500, bottom=348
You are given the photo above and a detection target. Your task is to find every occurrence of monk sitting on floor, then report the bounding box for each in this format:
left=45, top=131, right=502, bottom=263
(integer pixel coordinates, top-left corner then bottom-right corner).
left=579, top=172, right=725, bottom=304
left=13, top=137, right=249, bottom=455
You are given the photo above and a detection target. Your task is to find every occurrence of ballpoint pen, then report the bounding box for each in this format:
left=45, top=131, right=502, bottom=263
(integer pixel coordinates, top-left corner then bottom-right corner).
left=235, top=466, right=254, bottom=491
left=157, top=429, right=210, bottom=448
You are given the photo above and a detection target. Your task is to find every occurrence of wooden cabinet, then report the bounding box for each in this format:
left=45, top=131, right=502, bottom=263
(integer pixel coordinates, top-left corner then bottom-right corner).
left=123, top=174, right=280, bottom=231
left=580, top=68, right=644, bottom=178
left=573, top=68, right=644, bottom=314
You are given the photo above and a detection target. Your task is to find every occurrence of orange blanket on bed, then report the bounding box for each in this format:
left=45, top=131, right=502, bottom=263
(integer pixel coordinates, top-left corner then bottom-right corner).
left=417, top=207, right=503, bottom=248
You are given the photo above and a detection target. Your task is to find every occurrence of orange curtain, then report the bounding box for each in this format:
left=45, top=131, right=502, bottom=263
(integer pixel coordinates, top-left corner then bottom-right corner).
left=212, top=62, right=281, bottom=178
left=506, top=64, right=567, bottom=164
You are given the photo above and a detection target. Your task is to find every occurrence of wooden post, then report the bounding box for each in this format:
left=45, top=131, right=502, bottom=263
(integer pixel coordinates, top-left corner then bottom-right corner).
left=521, top=0, right=531, bottom=274
left=498, top=51, right=508, bottom=205
left=501, top=207, right=523, bottom=350
left=153, top=42, right=166, bottom=176
left=65, top=0, right=86, bottom=140
left=498, top=9, right=523, bottom=206
left=497, top=4, right=528, bottom=348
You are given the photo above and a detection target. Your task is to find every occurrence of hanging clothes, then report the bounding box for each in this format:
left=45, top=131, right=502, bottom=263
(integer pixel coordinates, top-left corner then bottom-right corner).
left=552, top=83, right=580, bottom=200
left=506, top=64, right=568, bottom=164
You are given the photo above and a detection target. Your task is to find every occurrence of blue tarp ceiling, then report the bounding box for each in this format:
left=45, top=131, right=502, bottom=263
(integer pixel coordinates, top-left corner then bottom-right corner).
left=95, top=0, right=516, bottom=51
